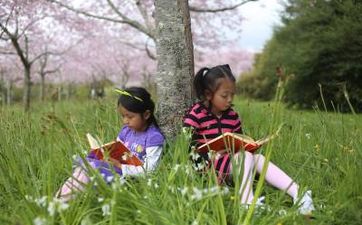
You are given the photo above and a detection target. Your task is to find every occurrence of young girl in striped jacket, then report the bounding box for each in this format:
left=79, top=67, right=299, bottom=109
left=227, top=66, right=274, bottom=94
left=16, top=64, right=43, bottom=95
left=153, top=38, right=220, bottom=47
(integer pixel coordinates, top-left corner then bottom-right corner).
left=183, top=64, right=314, bottom=214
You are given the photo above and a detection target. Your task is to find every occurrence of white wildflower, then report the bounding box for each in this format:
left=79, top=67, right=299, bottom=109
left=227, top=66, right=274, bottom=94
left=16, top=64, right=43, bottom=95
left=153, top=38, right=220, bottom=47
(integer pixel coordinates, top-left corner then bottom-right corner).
left=106, top=176, right=114, bottom=183
left=154, top=183, right=159, bottom=189
left=47, top=202, right=56, bottom=216
left=208, top=186, right=219, bottom=194
left=147, top=179, right=152, bottom=187
left=278, top=209, right=287, bottom=216
left=173, top=164, right=181, bottom=172
left=222, top=186, right=230, bottom=195
left=191, top=220, right=198, bottom=225
left=191, top=187, right=203, bottom=201
left=102, top=203, right=111, bottom=216
left=35, top=196, right=48, bottom=207
left=98, top=197, right=104, bottom=202
left=25, top=195, right=33, bottom=201
left=47, top=198, right=69, bottom=216
left=59, top=202, right=69, bottom=212
left=58, top=200, right=69, bottom=211
left=33, top=217, right=47, bottom=225
left=305, top=133, right=311, bottom=139
left=119, top=177, right=126, bottom=185
left=112, top=177, right=126, bottom=189
left=180, top=187, right=188, bottom=196
left=182, top=127, right=192, bottom=139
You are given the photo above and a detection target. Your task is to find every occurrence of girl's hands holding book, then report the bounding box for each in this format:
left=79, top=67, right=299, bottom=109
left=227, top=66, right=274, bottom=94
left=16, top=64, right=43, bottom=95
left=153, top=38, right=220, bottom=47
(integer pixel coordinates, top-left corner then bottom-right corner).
left=108, top=158, right=122, bottom=168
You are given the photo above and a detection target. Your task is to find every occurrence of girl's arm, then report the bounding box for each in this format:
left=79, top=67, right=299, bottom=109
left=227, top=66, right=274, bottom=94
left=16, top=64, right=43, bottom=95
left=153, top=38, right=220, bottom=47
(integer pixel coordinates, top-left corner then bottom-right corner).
left=120, top=145, right=163, bottom=176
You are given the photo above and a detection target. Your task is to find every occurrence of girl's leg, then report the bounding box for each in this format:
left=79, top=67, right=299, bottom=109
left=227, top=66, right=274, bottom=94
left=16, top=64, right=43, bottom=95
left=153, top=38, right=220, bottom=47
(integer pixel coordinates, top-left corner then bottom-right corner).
left=254, top=154, right=298, bottom=199
left=56, top=166, right=90, bottom=201
left=233, top=151, right=255, bottom=204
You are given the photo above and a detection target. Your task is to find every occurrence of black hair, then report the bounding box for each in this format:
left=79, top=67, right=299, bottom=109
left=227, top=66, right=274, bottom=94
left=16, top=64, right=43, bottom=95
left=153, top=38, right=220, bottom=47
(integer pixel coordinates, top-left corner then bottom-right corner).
left=117, top=87, right=159, bottom=128
left=193, top=64, right=236, bottom=100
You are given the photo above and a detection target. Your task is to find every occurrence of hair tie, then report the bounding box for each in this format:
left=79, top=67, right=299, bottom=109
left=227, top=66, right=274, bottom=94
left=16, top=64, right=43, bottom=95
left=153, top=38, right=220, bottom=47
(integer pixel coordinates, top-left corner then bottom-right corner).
left=114, top=88, right=143, bottom=102
left=202, top=68, right=209, bottom=77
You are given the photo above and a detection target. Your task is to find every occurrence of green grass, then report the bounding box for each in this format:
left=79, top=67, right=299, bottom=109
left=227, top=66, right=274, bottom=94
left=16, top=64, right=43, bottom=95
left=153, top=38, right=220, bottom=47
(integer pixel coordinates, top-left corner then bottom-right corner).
left=0, top=96, right=361, bottom=225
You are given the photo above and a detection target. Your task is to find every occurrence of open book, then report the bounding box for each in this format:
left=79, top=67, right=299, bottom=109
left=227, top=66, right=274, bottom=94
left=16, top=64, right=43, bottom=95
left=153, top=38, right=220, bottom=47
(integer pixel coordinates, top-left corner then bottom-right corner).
left=197, top=125, right=283, bottom=154
left=86, top=133, right=143, bottom=166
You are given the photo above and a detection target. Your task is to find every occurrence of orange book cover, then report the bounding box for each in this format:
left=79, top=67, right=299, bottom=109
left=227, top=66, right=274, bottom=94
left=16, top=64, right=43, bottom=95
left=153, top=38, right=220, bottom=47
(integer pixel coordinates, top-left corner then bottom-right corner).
left=87, top=134, right=143, bottom=166
left=197, top=125, right=283, bottom=154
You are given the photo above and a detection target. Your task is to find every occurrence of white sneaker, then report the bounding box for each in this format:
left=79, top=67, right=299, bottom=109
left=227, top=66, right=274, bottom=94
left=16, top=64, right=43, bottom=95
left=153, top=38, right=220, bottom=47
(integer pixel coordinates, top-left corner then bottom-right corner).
left=256, top=196, right=265, bottom=206
left=294, top=190, right=315, bottom=215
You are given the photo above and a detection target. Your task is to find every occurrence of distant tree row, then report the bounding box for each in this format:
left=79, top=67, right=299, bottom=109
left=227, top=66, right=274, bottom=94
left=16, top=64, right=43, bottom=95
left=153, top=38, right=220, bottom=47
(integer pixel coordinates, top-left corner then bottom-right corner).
left=238, top=0, right=362, bottom=113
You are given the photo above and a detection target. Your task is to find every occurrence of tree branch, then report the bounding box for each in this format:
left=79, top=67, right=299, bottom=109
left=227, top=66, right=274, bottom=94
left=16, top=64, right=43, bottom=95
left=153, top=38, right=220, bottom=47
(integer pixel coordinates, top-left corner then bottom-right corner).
left=0, top=50, right=16, bottom=55
left=105, top=0, right=155, bottom=40
left=135, top=0, right=152, bottom=31
left=189, top=0, right=257, bottom=13
left=0, top=23, right=29, bottom=68
left=17, top=14, right=48, bottom=39
left=30, top=50, right=63, bottom=64
left=48, top=0, right=155, bottom=40
left=145, top=39, right=157, bottom=60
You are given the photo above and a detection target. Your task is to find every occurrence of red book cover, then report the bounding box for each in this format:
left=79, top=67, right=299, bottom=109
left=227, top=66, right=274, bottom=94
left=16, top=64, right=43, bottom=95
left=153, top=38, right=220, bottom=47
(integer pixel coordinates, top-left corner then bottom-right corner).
left=197, top=132, right=276, bottom=154
left=87, top=134, right=143, bottom=166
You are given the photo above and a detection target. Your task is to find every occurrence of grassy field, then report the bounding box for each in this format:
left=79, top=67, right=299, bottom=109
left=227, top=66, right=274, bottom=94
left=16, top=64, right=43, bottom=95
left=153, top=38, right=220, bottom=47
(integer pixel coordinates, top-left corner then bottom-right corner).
left=0, top=95, right=361, bottom=225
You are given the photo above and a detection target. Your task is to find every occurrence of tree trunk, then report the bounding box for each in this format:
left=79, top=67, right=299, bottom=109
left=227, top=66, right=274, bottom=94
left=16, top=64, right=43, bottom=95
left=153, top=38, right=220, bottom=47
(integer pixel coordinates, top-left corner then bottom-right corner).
left=154, top=0, right=195, bottom=140
left=58, top=86, right=62, bottom=101
left=6, top=80, right=12, bottom=105
left=66, top=83, right=71, bottom=100
left=23, top=66, right=31, bottom=111
left=40, top=73, right=45, bottom=102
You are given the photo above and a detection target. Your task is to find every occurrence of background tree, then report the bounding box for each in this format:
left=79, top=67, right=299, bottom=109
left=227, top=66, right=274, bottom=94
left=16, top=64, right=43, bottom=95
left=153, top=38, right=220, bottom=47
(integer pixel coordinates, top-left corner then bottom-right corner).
left=239, top=0, right=362, bottom=112
left=37, top=51, right=62, bottom=101
left=0, top=0, right=68, bottom=110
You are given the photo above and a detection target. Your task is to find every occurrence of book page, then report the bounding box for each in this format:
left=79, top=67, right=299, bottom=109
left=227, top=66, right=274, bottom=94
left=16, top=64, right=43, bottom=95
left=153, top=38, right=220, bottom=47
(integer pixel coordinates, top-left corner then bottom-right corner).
left=86, top=133, right=101, bottom=149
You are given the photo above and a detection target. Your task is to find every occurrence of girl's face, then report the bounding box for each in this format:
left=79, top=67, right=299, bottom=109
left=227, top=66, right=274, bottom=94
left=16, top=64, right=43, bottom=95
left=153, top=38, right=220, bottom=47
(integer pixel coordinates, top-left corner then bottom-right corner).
left=118, top=106, right=150, bottom=132
left=206, top=78, right=235, bottom=116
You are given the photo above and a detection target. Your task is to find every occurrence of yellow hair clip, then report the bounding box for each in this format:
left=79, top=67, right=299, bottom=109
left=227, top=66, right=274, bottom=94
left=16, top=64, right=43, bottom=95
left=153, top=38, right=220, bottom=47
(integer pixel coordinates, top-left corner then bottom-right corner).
left=114, top=88, right=143, bottom=102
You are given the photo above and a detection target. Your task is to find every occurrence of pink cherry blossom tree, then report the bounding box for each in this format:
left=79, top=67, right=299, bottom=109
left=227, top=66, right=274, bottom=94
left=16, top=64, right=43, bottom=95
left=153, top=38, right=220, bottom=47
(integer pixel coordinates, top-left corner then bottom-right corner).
left=46, top=0, right=256, bottom=138
left=0, top=0, right=68, bottom=110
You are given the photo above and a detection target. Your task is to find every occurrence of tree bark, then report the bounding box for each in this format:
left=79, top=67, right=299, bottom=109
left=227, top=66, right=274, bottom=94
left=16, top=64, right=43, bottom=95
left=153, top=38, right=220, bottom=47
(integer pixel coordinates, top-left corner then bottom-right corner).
left=40, top=74, right=45, bottom=102
left=23, top=66, right=31, bottom=111
left=6, top=79, right=12, bottom=105
left=154, top=0, right=194, bottom=140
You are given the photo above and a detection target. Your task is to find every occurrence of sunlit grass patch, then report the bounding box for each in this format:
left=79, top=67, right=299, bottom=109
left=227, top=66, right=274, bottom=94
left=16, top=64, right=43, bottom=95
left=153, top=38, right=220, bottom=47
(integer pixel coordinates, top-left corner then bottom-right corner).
left=0, top=97, right=361, bottom=224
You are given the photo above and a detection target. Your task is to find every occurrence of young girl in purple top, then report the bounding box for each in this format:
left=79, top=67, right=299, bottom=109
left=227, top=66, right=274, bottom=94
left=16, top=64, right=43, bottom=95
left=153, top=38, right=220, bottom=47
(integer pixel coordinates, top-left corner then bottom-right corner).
left=56, top=87, right=164, bottom=201
left=183, top=64, right=314, bottom=214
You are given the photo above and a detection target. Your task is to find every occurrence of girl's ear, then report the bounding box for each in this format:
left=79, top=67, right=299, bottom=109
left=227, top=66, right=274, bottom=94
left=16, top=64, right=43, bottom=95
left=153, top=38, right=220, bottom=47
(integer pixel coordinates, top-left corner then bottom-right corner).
left=143, top=110, right=151, bottom=120
left=205, top=89, right=213, bottom=100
